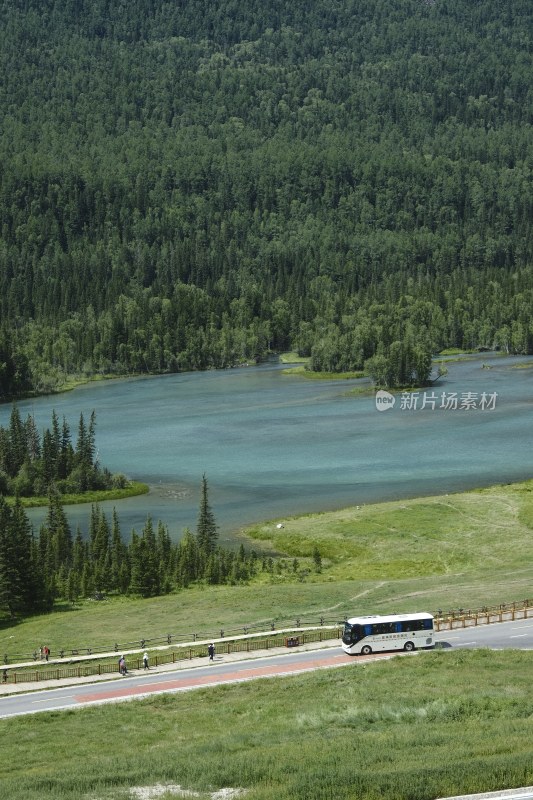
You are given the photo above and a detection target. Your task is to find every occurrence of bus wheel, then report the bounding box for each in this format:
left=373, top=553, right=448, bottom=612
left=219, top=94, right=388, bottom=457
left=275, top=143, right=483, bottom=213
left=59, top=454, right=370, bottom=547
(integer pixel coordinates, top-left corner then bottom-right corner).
left=404, top=641, right=415, bottom=652
left=361, top=645, right=372, bottom=656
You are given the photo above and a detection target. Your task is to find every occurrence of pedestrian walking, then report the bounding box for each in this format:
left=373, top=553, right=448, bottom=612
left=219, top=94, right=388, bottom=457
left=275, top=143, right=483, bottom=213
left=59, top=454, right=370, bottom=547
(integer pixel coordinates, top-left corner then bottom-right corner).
left=118, top=656, right=127, bottom=675
left=43, top=646, right=50, bottom=661
left=208, top=643, right=215, bottom=662
left=143, top=651, right=149, bottom=670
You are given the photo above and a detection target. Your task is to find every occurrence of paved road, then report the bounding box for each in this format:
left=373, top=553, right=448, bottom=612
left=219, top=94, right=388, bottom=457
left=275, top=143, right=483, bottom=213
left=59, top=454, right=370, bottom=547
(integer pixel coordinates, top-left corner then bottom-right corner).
left=1, top=618, right=532, bottom=720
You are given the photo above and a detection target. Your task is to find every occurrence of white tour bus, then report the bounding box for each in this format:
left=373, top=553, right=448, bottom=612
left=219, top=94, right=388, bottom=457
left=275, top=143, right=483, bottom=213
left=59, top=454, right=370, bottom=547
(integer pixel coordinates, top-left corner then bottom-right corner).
left=341, top=612, right=434, bottom=655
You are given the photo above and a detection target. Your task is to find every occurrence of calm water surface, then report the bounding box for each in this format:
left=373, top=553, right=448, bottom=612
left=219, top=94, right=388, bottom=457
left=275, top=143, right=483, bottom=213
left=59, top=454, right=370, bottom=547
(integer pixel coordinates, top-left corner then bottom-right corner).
left=2, top=355, right=532, bottom=542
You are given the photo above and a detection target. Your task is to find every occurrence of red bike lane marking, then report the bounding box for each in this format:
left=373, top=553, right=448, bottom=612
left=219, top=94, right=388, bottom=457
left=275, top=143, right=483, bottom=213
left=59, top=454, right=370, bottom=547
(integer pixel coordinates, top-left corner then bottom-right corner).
left=75, top=651, right=391, bottom=705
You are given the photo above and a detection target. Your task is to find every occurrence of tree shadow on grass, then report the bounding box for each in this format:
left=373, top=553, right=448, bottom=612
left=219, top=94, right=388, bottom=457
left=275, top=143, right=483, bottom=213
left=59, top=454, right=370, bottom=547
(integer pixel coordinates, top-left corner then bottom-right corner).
left=0, top=601, right=82, bottom=631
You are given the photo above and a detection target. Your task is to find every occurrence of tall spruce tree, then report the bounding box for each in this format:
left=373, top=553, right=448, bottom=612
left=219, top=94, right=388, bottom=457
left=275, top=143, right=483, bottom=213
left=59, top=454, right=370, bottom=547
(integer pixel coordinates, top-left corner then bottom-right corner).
left=0, top=497, right=18, bottom=616
left=43, top=488, right=73, bottom=574
left=0, top=496, right=46, bottom=615
left=196, top=474, right=218, bottom=557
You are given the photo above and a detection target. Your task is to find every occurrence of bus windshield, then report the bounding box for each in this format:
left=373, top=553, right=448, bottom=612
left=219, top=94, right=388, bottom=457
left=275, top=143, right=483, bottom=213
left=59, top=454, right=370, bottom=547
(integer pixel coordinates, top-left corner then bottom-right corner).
left=342, top=623, right=363, bottom=645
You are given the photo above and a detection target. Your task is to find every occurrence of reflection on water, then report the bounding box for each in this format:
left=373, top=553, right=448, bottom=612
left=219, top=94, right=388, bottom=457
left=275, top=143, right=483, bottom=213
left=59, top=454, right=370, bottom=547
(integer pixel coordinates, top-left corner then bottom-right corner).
left=1, top=355, right=532, bottom=542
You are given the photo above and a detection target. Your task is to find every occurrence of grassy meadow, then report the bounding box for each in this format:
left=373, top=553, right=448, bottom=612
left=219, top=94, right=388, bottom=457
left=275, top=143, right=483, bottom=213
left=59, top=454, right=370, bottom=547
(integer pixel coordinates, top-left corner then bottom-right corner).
left=2, top=649, right=533, bottom=799
left=3, top=479, right=533, bottom=658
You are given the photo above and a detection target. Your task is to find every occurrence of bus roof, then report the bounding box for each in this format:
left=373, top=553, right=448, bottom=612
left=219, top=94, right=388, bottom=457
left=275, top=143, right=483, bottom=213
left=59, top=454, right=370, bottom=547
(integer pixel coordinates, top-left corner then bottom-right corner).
left=345, top=612, right=433, bottom=625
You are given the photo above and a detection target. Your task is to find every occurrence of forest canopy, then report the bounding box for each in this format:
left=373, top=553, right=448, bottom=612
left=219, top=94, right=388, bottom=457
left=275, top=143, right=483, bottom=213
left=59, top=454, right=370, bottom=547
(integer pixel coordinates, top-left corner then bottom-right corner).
left=0, top=0, right=532, bottom=394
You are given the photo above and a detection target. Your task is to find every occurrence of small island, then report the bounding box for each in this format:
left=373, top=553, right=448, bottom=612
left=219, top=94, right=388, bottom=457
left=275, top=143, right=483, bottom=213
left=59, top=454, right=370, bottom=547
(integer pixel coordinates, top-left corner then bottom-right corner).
left=0, top=406, right=147, bottom=506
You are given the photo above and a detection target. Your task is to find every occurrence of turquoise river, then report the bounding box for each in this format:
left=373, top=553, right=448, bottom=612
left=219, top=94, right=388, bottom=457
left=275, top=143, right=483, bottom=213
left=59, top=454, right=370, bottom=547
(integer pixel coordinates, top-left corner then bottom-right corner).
left=1, top=353, right=532, bottom=544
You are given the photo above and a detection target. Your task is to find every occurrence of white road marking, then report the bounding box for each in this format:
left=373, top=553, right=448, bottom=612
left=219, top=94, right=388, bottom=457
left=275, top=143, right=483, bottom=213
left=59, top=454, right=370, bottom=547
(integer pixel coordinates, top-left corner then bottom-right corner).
left=510, top=634, right=528, bottom=638
left=31, top=696, right=75, bottom=704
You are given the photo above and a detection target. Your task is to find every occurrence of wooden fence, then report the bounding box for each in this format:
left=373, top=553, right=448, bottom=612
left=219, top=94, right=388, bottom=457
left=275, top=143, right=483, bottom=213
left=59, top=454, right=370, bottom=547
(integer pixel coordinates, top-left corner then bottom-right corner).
left=4, top=599, right=533, bottom=686
left=434, top=601, right=533, bottom=631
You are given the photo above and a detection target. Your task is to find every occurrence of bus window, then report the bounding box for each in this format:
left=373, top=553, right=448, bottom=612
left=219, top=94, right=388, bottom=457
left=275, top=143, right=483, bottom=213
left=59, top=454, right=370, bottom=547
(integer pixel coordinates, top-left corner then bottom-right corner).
left=352, top=625, right=363, bottom=642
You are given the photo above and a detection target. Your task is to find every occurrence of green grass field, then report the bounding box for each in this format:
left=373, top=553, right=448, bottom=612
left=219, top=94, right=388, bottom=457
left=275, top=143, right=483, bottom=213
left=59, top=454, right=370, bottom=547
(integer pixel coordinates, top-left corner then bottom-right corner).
left=3, top=479, right=533, bottom=660
left=1, top=649, right=533, bottom=800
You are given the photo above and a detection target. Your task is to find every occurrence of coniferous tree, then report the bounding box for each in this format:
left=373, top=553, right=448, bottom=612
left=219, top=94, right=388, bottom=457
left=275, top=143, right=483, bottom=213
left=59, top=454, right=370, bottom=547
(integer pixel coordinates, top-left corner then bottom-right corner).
left=196, top=474, right=218, bottom=557
left=8, top=406, right=26, bottom=476
left=58, top=417, right=73, bottom=480
left=110, top=508, right=128, bottom=591
left=43, top=488, right=73, bottom=574
left=0, top=496, right=48, bottom=615
left=0, top=497, right=19, bottom=616
left=10, top=497, right=39, bottom=612
left=128, top=530, right=147, bottom=596
left=176, top=527, right=199, bottom=587
left=75, top=413, right=89, bottom=491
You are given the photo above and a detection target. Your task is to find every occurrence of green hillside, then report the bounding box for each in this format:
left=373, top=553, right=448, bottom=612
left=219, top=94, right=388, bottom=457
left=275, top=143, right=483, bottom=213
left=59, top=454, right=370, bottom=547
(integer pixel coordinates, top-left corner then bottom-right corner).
left=1, top=0, right=532, bottom=396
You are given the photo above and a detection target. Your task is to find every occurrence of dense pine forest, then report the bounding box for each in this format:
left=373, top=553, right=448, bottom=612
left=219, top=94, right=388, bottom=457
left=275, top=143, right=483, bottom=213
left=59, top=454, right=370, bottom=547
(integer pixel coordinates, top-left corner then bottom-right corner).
left=0, top=0, right=532, bottom=395
left=0, top=475, right=262, bottom=616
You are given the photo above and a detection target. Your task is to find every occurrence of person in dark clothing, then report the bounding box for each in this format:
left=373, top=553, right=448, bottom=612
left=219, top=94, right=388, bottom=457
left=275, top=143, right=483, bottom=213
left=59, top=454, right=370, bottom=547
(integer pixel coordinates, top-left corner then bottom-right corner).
left=208, top=643, right=215, bottom=661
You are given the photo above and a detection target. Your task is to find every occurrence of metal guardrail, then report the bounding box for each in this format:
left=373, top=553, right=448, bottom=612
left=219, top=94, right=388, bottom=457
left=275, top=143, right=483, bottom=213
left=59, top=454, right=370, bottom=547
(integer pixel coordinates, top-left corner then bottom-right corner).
left=1, top=628, right=341, bottom=686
